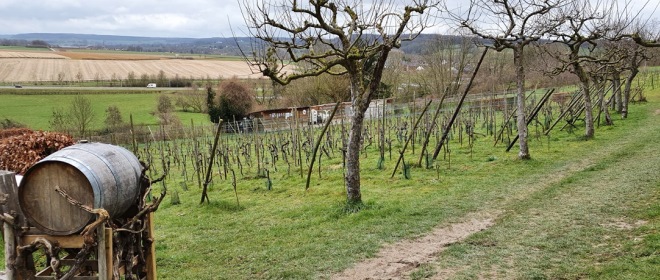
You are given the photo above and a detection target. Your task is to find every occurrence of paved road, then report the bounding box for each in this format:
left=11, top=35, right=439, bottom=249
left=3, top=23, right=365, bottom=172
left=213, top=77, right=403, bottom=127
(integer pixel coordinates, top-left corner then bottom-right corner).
left=0, top=85, right=180, bottom=91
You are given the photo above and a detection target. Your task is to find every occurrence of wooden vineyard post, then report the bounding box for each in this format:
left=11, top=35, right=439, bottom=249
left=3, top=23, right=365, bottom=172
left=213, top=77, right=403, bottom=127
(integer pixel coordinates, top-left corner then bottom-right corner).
left=146, top=212, right=158, bottom=280
left=431, top=47, right=489, bottom=162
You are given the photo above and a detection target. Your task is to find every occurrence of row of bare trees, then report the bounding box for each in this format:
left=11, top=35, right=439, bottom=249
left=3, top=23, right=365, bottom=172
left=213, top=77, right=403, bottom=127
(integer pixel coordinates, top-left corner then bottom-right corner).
left=454, top=0, right=659, bottom=154
left=239, top=0, right=658, bottom=205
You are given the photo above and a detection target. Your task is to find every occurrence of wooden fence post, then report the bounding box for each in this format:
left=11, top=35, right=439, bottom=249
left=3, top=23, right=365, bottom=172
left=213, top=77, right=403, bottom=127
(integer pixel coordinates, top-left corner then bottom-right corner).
left=1, top=170, right=19, bottom=280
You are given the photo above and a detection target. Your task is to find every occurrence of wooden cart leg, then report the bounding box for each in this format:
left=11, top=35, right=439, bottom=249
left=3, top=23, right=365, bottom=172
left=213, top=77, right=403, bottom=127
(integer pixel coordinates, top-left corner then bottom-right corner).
left=98, top=227, right=108, bottom=280
left=4, top=221, right=16, bottom=280
left=105, top=228, right=113, bottom=280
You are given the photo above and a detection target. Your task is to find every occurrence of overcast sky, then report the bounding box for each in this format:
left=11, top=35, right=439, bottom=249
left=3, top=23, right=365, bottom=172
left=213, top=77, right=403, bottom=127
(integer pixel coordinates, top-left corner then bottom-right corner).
left=0, top=0, right=657, bottom=38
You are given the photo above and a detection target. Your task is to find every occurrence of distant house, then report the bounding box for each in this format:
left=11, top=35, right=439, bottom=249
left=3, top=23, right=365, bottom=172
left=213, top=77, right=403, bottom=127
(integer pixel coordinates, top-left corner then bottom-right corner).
left=247, top=107, right=310, bottom=132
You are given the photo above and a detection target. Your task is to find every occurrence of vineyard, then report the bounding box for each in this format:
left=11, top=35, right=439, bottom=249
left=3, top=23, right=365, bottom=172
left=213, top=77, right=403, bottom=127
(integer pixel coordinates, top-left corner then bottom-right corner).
left=87, top=68, right=657, bottom=203
left=71, top=81, right=658, bottom=279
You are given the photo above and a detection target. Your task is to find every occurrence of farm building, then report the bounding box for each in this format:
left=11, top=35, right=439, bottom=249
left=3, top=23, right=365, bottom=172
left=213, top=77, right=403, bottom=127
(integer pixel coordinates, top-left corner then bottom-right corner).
left=248, top=99, right=394, bottom=132
left=247, top=107, right=310, bottom=132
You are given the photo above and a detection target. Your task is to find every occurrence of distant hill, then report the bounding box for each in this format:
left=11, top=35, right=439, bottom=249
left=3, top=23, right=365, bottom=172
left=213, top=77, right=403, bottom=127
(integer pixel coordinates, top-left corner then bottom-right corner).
left=0, top=33, right=468, bottom=56
left=7, top=33, right=199, bottom=46
left=0, top=33, right=256, bottom=56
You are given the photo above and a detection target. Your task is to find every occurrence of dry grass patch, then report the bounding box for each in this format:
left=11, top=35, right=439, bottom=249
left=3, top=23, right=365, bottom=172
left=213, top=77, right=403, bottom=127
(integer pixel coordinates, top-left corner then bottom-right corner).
left=54, top=51, right=166, bottom=60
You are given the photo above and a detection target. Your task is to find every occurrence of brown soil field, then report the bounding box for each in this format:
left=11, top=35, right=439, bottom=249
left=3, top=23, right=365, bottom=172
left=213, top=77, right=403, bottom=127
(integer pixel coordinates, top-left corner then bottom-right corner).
left=0, top=57, right=263, bottom=82
left=0, top=50, right=67, bottom=59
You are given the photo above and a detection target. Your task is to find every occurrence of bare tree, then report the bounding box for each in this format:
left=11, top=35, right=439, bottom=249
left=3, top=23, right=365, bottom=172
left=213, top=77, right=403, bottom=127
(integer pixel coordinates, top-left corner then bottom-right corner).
left=417, top=35, right=475, bottom=98
left=451, top=0, right=566, bottom=159
left=417, top=35, right=476, bottom=166
left=75, top=71, right=84, bottom=84
left=57, top=71, right=66, bottom=85
left=149, top=94, right=183, bottom=128
left=631, top=19, right=660, bottom=47
left=547, top=0, right=640, bottom=138
left=70, top=96, right=95, bottom=138
left=104, top=105, right=124, bottom=132
left=49, top=107, right=71, bottom=133
left=608, top=38, right=649, bottom=118
left=280, top=73, right=351, bottom=107
left=240, top=0, right=439, bottom=204
left=175, top=85, right=207, bottom=113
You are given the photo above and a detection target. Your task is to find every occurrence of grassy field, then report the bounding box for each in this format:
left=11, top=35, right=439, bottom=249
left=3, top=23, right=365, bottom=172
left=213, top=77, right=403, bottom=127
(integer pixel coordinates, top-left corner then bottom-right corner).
left=1, top=87, right=658, bottom=279
left=0, top=92, right=212, bottom=130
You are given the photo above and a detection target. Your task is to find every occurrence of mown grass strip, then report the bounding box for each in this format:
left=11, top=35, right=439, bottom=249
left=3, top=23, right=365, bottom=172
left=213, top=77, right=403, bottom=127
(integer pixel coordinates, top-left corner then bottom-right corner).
left=429, top=99, right=660, bottom=279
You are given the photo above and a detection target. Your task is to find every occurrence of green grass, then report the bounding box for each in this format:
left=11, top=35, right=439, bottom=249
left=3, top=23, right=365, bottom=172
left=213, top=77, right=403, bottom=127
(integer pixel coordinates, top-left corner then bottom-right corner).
left=156, top=85, right=660, bottom=279
left=1, top=84, right=659, bottom=279
left=145, top=86, right=658, bottom=278
left=0, top=46, right=51, bottom=51
left=0, top=92, right=211, bottom=130
left=429, top=96, right=660, bottom=279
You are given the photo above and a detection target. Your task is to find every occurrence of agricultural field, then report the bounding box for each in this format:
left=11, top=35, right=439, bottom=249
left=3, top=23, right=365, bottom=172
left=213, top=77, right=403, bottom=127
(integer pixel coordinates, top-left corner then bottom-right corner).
left=0, top=92, right=212, bottom=130
left=0, top=49, right=262, bottom=83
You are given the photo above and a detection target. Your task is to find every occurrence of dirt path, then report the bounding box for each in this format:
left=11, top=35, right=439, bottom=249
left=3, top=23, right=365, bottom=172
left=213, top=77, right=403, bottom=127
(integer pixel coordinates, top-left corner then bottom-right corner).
left=330, top=152, right=600, bottom=280
left=330, top=159, right=598, bottom=280
left=331, top=106, right=660, bottom=279
left=331, top=213, right=497, bottom=280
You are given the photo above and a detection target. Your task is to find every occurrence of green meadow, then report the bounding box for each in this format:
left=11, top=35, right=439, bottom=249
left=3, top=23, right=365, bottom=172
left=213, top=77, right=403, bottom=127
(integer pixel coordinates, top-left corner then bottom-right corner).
left=0, top=92, right=212, bottom=130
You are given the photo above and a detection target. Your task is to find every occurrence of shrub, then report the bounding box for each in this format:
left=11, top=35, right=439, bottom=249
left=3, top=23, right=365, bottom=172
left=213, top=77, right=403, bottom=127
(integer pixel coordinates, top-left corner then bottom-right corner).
left=211, top=78, right=254, bottom=123
left=0, top=118, right=26, bottom=129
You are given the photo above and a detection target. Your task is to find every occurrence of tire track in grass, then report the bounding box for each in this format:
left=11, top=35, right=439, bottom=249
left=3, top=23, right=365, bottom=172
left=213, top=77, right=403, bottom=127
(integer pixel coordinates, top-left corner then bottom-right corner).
left=428, top=107, right=660, bottom=279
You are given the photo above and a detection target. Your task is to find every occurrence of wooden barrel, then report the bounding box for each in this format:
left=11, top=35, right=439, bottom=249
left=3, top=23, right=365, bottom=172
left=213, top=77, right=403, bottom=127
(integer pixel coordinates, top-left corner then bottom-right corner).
left=18, top=142, right=142, bottom=235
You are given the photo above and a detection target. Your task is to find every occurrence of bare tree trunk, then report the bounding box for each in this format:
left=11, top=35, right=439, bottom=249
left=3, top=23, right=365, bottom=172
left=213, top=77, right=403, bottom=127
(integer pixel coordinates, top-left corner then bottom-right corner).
left=574, top=63, right=594, bottom=138
left=345, top=107, right=365, bottom=203
left=597, top=78, right=613, bottom=126
left=591, top=75, right=614, bottom=127
left=513, top=47, right=530, bottom=159
left=612, top=71, right=622, bottom=113
left=622, top=67, right=638, bottom=119
left=583, top=86, right=594, bottom=138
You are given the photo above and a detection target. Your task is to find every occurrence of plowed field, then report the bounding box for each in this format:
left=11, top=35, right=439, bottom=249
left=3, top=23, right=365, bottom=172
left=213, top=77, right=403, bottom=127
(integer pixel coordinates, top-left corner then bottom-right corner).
left=0, top=50, right=262, bottom=82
